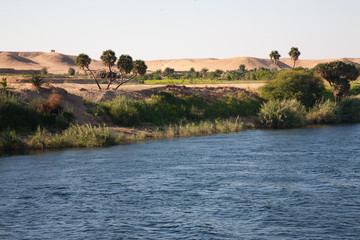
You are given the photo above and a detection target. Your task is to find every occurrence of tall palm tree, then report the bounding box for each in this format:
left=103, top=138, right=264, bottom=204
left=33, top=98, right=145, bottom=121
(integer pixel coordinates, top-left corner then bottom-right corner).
left=75, top=53, right=101, bottom=89
left=100, top=49, right=117, bottom=89
left=269, top=50, right=282, bottom=69
left=288, top=47, right=301, bottom=69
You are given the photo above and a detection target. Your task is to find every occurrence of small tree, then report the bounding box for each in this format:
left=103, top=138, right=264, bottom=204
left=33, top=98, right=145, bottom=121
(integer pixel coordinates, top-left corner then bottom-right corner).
left=163, top=67, right=175, bottom=79
left=114, top=59, right=147, bottom=90
left=314, top=61, right=359, bottom=103
left=75, top=53, right=101, bottom=89
left=100, top=49, right=117, bottom=89
left=68, top=67, right=75, bottom=76
left=41, top=67, right=48, bottom=75
left=260, top=69, right=325, bottom=108
left=269, top=50, right=282, bottom=69
left=30, top=74, right=43, bottom=88
left=289, top=47, right=301, bottom=68
left=200, top=68, right=208, bottom=78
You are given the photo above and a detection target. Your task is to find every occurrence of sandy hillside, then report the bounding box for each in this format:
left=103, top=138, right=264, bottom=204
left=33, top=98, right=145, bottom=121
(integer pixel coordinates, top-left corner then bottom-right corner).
left=1, top=51, right=360, bottom=74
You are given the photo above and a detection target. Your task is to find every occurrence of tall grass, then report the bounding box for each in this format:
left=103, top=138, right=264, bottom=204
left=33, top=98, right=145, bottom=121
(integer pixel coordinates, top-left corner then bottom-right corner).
left=258, top=99, right=307, bottom=129
left=0, top=130, right=26, bottom=153
left=306, top=100, right=338, bottom=124
left=337, top=96, right=360, bottom=123
left=44, top=124, right=116, bottom=148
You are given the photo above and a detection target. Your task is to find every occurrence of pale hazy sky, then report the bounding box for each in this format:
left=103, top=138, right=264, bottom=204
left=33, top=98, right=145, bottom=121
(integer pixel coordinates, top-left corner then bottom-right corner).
left=2, top=0, right=360, bottom=60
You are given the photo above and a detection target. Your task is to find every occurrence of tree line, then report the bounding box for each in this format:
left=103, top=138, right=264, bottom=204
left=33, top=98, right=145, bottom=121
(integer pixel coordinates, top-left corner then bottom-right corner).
left=76, top=50, right=147, bottom=90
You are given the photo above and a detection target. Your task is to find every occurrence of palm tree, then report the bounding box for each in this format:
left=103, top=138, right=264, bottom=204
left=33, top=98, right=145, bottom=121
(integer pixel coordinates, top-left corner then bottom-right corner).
left=288, top=47, right=301, bottom=69
left=75, top=53, right=101, bottom=89
left=269, top=50, right=282, bottom=69
left=100, top=49, right=117, bottom=89
left=200, top=68, right=208, bottom=78
left=114, top=59, right=147, bottom=90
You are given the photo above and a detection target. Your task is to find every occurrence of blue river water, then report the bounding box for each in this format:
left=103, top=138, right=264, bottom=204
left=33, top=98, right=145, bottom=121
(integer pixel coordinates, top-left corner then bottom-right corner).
left=0, top=124, right=360, bottom=239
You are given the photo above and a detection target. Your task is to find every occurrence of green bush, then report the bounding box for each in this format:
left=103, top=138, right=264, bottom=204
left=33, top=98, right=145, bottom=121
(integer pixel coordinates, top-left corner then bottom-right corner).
left=260, top=70, right=325, bottom=108
left=104, top=96, right=141, bottom=126
left=258, top=99, right=307, bottom=129
left=30, top=74, right=43, bottom=87
left=0, top=130, right=26, bottom=153
left=306, top=100, right=338, bottom=124
left=337, top=96, right=360, bottom=123
left=91, top=92, right=262, bottom=127
left=68, top=67, right=75, bottom=76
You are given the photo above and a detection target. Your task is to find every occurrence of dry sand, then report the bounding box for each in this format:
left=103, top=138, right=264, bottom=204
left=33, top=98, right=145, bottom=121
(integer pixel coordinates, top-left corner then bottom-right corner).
left=1, top=51, right=359, bottom=74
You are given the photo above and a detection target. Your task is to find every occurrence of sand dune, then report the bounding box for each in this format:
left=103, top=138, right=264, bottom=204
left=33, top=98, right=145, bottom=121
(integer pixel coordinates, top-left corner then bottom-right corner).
left=0, top=51, right=359, bottom=74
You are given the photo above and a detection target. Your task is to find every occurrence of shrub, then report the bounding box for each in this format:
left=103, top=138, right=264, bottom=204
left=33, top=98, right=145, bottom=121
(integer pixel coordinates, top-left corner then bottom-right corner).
left=260, top=70, right=325, bottom=108
left=306, top=100, right=338, bottom=124
left=258, top=99, right=307, bottom=129
left=337, top=96, right=360, bottom=123
left=0, top=90, right=42, bottom=132
left=37, top=93, right=63, bottom=115
left=1, top=77, right=7, bottom=88
left=104, top=96, right=141, bottom=126
left=41, top=67, right=48, bottom=75
left=0, top=130, right=26, bottom=153
left=68, top=67, right=75, bottom=76
left=30, top=74, right=43, bottom=87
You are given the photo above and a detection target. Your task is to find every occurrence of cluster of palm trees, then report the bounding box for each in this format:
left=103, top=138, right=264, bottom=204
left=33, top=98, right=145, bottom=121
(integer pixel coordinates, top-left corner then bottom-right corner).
left=75, top=50, right=147, bottom=90
left=269, top=47, right=301, bottom=69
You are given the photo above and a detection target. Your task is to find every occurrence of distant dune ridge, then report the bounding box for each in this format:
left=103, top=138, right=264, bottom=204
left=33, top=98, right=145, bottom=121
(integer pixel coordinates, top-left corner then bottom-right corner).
left=0, top=51, right=360, bottom=74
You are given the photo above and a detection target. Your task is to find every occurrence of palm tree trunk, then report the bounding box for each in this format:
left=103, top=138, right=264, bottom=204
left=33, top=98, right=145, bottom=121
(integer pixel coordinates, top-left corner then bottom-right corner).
left=86, top=67, right=101, bottom=90
left=114, top=74, right=137, bottom=90
left=293, top=60, right=296, bottom=69
left=106, top=65, right=113, bottom=90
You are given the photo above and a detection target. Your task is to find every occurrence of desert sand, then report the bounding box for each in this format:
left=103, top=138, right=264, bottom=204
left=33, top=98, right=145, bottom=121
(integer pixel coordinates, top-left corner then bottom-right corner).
left=1, top=51, right=360, bottom=74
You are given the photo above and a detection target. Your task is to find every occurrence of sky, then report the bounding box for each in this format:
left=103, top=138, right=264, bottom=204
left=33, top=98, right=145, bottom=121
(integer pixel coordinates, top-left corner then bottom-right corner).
left=1, top=0, right=360, bottom=60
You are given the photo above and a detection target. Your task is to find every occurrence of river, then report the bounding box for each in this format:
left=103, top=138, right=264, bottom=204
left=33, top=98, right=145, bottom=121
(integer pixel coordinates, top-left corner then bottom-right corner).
left=1, top=125, right=360, bottom=239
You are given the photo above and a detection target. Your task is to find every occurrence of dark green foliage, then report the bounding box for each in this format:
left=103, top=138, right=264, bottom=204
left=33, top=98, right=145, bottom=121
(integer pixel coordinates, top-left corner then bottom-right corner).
left=258, top=99, right=307, bottom=129
left=76, top=54, right=91, bottom=69
left=260, top=70, right=325, bottom=108
left=270, top=50, right=281, bottom=67
left=163, top=67, right=175, bottom=79
left=337, top=96, right=360, bottom=123
left=100, top=50, right=117, bottom=67
left=314, top=61, right=359, bottom=102
left=29, top=74, right=43, bottom=87
left=88, top=92, right=262, bottom=127
left=289, top=47, right=301, bottom=68
left=133, top=60, right=147, bottom=75
left=117, top=55, right=134, bottom=74
left=68, top=67, right=75, bottom=76
left=0, top=130, right=26, bottom=153
left=0, top=90, right=72, bottom=133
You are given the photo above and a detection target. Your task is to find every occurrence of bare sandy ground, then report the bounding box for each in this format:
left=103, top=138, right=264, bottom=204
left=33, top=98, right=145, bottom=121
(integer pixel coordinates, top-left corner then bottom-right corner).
left=1, top=51, right=359, bottom=74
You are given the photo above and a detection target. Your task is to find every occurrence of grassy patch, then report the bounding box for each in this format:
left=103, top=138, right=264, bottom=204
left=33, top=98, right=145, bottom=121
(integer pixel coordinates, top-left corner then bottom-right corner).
left=258, top=99, right=307, bottom=129
left=88, top=92, right=263, bottom=127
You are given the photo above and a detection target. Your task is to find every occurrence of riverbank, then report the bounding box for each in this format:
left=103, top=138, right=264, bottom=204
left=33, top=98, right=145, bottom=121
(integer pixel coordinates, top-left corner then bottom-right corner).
left=0, top=82, right=261, bottom=155
left=1, top=80, right=360, bottom=156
